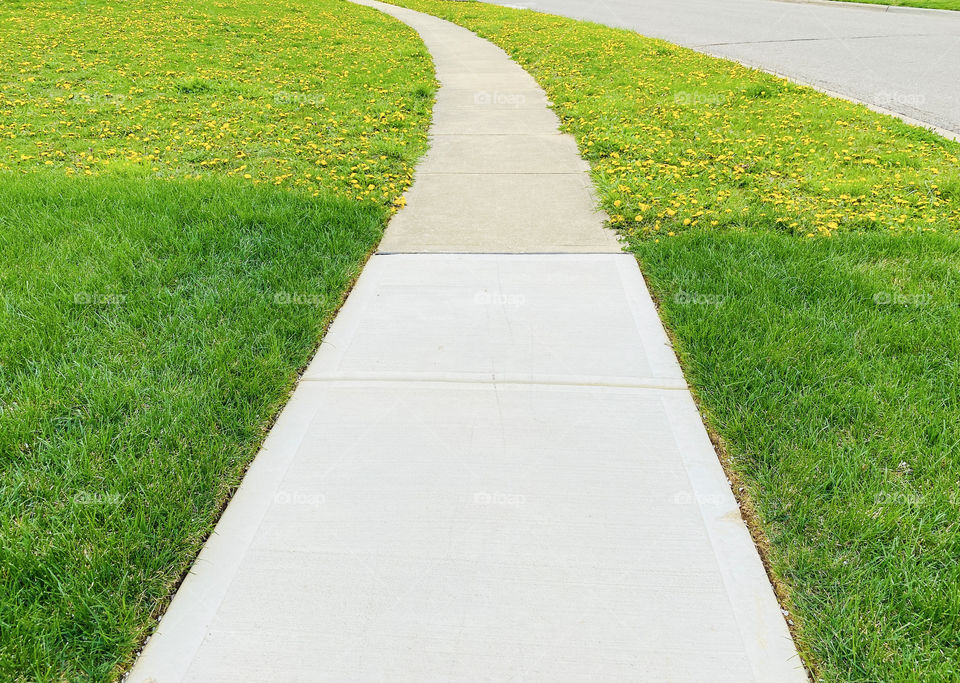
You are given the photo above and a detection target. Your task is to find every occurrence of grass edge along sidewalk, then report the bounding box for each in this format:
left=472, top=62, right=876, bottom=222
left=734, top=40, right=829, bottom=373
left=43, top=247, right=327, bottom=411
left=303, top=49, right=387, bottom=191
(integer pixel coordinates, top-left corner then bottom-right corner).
left=386, top=0, right=960, bottom=681
left=830, top=0, right=960, bottom=11
left=0, top=0, right=435, bottom=679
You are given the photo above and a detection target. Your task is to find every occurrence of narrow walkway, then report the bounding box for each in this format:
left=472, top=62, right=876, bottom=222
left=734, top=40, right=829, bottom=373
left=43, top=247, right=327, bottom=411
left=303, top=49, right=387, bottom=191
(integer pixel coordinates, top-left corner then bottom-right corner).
left=129, top=2, right=805, bottom=680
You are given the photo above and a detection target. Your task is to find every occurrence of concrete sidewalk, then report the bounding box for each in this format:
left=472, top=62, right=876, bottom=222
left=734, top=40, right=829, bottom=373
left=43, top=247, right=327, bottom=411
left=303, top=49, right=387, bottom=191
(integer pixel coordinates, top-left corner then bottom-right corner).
left=128, top=2, right=806, bottom=680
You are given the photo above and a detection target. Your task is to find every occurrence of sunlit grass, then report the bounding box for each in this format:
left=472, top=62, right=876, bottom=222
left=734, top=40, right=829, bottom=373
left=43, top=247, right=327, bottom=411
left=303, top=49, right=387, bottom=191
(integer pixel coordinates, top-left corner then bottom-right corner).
left=0, top=0, right=434, bottom=678
left=391, top=1, right=959, bottom=241
left=0, top=0, right=434, bottom=209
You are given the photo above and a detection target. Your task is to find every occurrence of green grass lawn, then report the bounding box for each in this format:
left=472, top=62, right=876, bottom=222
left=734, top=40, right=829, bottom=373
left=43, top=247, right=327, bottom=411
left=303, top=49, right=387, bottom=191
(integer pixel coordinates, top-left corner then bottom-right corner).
left=0, top=0, right=434, bottom=678
left=831, top=0, right=960, bottom=10
left=387, top=1, right=960, bottom=680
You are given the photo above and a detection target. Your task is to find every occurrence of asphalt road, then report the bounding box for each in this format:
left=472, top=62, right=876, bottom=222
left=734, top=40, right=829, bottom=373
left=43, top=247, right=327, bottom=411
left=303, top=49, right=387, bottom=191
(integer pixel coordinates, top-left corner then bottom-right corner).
left=489, top=0, right=960, bottom=136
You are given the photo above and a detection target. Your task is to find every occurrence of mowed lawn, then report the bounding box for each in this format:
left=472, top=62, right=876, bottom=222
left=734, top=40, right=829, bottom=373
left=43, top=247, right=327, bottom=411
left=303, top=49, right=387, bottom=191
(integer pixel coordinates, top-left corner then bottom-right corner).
left=387, top=1, right=960, bottom=681
left=0, top=0, right=433, bottom=678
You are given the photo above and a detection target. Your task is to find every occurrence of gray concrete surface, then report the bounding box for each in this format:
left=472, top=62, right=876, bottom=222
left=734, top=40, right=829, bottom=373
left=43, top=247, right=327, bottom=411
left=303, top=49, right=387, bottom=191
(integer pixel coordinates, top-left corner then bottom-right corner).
left=128, top=257, right=805, bottom=682
left=373, top=1, right=621, bottom=253
left=127, top=2, right=806, bottom=680
left=489, top=0, right=960, bottom=136
left=300, top=255, right=687, bottom=387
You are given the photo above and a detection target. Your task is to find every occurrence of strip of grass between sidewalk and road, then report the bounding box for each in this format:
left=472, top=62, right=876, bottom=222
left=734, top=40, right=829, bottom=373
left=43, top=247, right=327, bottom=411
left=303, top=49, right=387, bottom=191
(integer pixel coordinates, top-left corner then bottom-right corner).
left=829, top=0, right=960, bottom=11
left=0, top=0, right=434, bottom=679
left=387, top=1, right=960, bottom=680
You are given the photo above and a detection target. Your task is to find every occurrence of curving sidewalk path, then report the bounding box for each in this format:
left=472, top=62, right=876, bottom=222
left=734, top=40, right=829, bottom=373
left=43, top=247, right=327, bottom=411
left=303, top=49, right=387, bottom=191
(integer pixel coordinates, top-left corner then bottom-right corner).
left=128, top=2, right=806, bottom=680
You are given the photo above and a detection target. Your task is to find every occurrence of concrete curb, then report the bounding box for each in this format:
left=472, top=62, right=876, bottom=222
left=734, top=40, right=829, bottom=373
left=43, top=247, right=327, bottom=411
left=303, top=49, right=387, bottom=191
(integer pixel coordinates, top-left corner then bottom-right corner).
left=773, top=0, right=960, bottom=17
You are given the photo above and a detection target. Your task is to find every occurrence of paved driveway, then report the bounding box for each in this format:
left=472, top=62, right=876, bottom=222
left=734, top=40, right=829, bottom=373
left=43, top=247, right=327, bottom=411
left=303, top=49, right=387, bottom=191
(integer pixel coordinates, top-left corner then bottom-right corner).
left=489, top=0, right=960, bottom=135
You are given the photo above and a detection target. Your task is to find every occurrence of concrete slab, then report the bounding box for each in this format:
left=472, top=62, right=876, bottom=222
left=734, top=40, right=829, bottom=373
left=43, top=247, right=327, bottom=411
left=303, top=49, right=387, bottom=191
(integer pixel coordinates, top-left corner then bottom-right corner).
left=130, top=379, right=805, bottom=682
left=438, top=71, right=539, bottom=91
left=428, top=104, right=560, bottom=135
left=427, top=56, right=525, bottom=75
left=379, top=173, right=620, bottom=253
left=418, top=134, right=589, bottom=174
left=303, top=254, right=684, bottom=387
left=351, top=0, right=618, bottom=253
left=434, top=88, right=550, bottom=110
